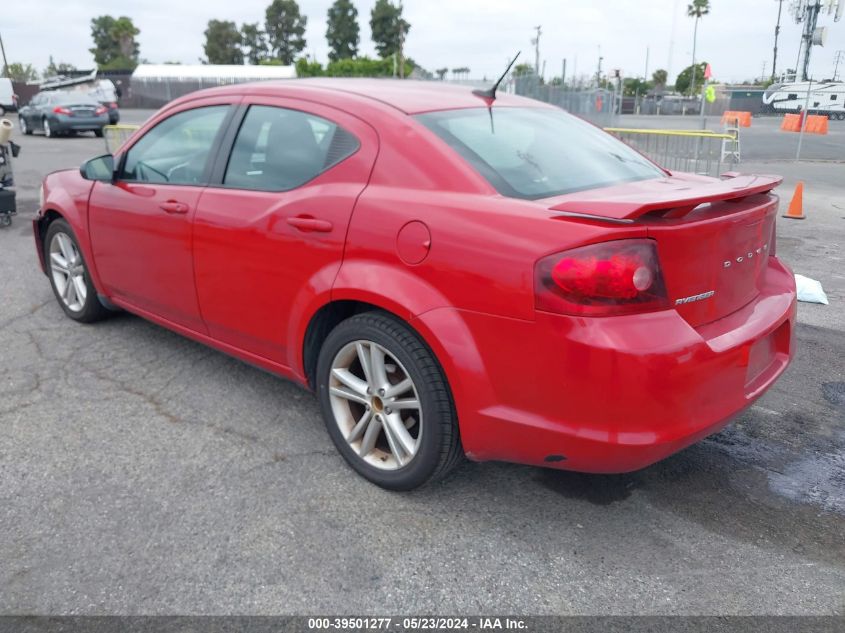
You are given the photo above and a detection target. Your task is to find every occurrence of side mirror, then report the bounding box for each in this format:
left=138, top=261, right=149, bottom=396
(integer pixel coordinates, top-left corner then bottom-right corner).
left=80, top=154, right=115, bottom=182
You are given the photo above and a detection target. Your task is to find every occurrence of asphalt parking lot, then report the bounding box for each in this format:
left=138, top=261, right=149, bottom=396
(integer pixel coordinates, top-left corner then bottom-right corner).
left=1, top=111, right=843, bottom=615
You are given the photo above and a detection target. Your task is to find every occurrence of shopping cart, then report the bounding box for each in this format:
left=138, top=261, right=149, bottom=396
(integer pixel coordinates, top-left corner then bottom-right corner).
left=0, top=138, right=19, bottom=228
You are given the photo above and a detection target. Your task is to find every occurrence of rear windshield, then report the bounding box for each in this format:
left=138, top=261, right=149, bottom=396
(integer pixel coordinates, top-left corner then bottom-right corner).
left=49, top=92, right=96, bottom=105
left=416, top=107, right=664, bottom=199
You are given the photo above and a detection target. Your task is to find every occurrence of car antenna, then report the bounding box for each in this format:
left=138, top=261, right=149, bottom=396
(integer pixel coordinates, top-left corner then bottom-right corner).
left=472, top=51, right=521, bottom=101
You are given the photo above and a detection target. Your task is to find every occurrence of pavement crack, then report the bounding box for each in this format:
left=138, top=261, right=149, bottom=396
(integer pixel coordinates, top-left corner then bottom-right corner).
left=0, top=299, right=52, bottom=331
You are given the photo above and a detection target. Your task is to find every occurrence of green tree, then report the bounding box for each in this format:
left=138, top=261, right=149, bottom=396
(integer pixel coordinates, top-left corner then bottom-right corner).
left=326, top=0, right=360, bottom=62
left=241, top=23, right=269, bottom=64
left=435, top=67, right=447, bottom=80
left=89, top=15, right=141, bottom=70
left=204, top=20, right=244, bottom=64
left=369, top=0, right=409, bottom=58
left=651, top=68, right=668, bottom=93
left=44, top=56, right=77, bottom=78
left=512, top=63, right=534, bottom=76
left=2, top=63, right=38, bottom=82
left=687, top=0, right=710, bottom=95
left=675, top=62, right=708, bottom=95
left=265, top=0, right=307, bottom=65
left=326, top=55, right=412, bottom=77
left=295, top=57, right=324, bottom=77
left=623, top=77, right=652, bottom=96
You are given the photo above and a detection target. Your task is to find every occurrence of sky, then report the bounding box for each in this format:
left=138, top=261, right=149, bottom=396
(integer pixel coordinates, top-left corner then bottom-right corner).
left=3, top=0, right=845, bottom=84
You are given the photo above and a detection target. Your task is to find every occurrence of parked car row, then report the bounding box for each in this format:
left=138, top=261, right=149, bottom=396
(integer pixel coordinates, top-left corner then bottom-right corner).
left=17, top=90, right=112, bottom=138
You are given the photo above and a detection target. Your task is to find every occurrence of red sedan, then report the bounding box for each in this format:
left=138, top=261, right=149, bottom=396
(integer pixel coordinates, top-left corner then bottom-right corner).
left=33, top=79, right=796, bottom=490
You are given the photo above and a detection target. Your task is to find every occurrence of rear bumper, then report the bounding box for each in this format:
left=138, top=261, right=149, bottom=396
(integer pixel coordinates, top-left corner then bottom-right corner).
left=420, top=257, right=796, bottom=473
left=52, top=115, right=108, bottom=131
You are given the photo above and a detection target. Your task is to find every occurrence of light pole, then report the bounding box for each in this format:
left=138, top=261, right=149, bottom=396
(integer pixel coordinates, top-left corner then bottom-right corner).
left=690, top=15, right=699, bottom=97
left=772, top=0, right=784, bottom=81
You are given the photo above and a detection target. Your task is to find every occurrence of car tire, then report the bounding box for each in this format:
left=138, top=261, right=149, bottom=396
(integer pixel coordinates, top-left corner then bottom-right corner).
left=43, top=219, right=110, bottom=323
left=94, top=129, right=104, bottom=138
left=316, top=311, right=463, bottom=490
left=19, top=116, right=31, bottom=135
left=43, top=117, right=53, bottom=138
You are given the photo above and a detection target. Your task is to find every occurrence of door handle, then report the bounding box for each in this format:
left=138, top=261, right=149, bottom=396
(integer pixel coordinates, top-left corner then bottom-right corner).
left=159, top=200, right=189, bottom=214
left=286, top=216, right=333, bottom=233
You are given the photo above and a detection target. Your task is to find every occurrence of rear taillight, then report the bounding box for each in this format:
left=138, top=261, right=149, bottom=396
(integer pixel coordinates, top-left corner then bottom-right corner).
left=95, top=106, right=108, bottom=115
left=53, top=106, right=72, bottom=115
left=535, top=239, right=670, bottom=316
left=109, top=102, right=118, bottom=109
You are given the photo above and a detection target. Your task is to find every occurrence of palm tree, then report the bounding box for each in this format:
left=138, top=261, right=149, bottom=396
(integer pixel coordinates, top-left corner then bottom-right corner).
left=687, top=0, right=710, bottom=96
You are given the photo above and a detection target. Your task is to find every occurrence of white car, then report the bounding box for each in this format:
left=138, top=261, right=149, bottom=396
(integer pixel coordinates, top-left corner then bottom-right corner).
left=0, top=78, right=18, bottom=116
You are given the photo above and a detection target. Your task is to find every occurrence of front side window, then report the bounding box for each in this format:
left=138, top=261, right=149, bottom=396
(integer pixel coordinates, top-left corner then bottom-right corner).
left=417, top=107, right=665, bottom=199
left=121, top=105, right=229, bottom=185
left=223, top=105, right=359, bottom=191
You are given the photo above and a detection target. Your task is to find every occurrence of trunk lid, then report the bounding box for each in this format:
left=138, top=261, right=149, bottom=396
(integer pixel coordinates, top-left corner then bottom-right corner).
left=67, top=104, right=98, bottom=117
left=544, top=173, right=782, bottom=327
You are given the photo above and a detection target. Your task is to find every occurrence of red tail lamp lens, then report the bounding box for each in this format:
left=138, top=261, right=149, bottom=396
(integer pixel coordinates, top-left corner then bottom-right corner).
left=53, top=106, right=72, bottom=115
left=95, top=106, right=108, bottom=115
left=535, top=239, right=670, bottom=316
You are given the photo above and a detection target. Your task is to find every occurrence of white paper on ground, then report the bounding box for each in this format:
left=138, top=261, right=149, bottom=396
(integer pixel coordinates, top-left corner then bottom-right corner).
left=795, top=274, right=829, bottom=305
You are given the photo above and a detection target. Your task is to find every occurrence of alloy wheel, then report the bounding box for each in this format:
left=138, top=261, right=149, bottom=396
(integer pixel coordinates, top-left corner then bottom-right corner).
left=49, top=232, right=87, bottom=312
left=328, top=340, right=423, bottom=470
left=43, top=118, right=52, bottom=137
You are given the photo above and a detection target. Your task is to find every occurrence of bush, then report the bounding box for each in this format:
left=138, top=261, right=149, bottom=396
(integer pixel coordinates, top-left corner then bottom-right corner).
left=294, top=56, right=414, bottom=78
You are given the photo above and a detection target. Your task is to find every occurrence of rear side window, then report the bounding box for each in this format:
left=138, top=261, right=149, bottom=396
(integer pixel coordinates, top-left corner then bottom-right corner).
left=417, top=107, right=665, bottom=199
left=223, top=105, right=359, bottom=191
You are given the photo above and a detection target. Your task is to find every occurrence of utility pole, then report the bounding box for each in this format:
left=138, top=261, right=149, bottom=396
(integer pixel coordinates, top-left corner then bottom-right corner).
left=644, top=46, right=650, bottom=82
left=0, top=30, right=8, bottom=78
left=561, top=58, right=567, bottom=86
left=596, top=45, right=603, bottom=87
left=398, top=1, right=406, bottom=79
left=772, top=0, right=784, bottom=81
left=532, top=25, right=542, bottom=76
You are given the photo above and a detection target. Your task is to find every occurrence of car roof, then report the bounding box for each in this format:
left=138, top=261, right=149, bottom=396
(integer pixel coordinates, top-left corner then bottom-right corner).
left=174, top=78, right=547, bottom=115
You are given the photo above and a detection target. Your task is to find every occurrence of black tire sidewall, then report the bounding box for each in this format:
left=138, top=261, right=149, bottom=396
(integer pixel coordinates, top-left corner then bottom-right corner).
left=316, top=313, right=451, bottom=491
left=44, top=219, right=104, bottom=322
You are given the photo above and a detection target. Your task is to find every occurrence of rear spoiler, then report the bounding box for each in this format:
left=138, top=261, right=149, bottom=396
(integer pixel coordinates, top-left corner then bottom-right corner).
left=550, top=174, right=783, bottom=223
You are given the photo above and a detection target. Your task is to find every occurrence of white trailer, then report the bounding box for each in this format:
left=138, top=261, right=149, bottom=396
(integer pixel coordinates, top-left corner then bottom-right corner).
left=762, top=81, right=845, bottom=119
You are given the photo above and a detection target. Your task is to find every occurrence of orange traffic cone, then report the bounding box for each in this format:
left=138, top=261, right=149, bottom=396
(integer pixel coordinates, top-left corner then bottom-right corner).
left=783, top=181, right=806, bottom=219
